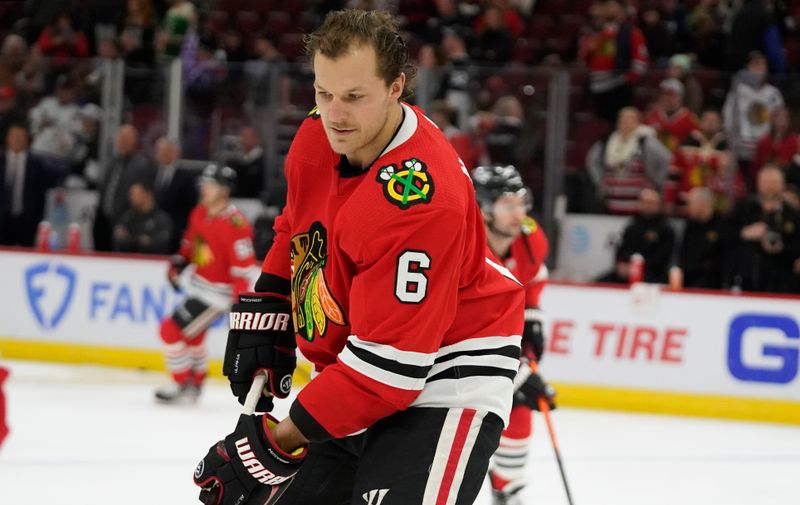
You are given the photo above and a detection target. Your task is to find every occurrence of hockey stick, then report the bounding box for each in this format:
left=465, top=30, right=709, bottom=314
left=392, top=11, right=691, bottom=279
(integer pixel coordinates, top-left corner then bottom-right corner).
left=243, top=372, right=269, bottom=415
left=530, top=361, right=575, bottom=505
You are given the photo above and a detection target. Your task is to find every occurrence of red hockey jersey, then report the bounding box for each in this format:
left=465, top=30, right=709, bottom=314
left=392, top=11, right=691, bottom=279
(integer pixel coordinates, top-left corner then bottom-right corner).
left=645, top=107, right=699, bottom=153
left=502, top=216, right=549, bottom=309
left=262, top=104, right=525, bottom=441
left=178, top=204, right=258, bottom=307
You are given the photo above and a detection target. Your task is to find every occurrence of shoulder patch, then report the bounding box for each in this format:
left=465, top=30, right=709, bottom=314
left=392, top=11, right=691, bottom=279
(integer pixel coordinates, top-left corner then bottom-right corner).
left=376, top=157, right=435, bottom=210
left=522, top=216, right=538, bottom=234
left=308, top=106, right=320, bottom=119
left=230, top=214, right=245, bottom=228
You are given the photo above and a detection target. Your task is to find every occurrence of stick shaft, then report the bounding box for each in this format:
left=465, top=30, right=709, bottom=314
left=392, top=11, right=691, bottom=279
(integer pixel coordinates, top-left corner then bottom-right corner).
left=530, top=362, right=575, bottom=505
left=243, top=373, right=268, bottom=415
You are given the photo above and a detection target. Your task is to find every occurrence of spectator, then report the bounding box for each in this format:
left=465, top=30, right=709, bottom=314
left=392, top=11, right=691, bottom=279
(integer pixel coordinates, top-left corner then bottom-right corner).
left=751, top=106, right=797, bottom=177
left=485, top=95, right=524, bottom=167
left=726, top=0, right=786, bottom=72
left=686, top=0, right=726, bottom=69
left=0, top=86, right=25, bottom=142
left=69, top=103, right=102, bottom=188
left=93, top=124, right=155, bottom=251
left=639, top=4, right=672, bottom=64
left=723, top=51, right=784, bottom=190
left=644, top=78, right=699, bottom=153
left=28, top=75, right=80, bottom=165
left=587, top=107, right=671, bottom=214
left=244, top=32, right=288, bottom=109
left=598, top=188, right=676, bottom=284
left=413, top=44, right=442, bottom=114
left=1, top=34, right=28, bottom=80
left=665, top=53, right=703, bottom=115
left=182, top=34, right=224, bottom=158
left=35, top=12, right=90, bottom=89
left=423, top=0, right=474, bottom=44
left=471, top=6, right=513, bottom=65
left=438, top=30, right=475, bottom=130
left=156, top=0, right=197, bottom=59
left=783, top=137, right=800, bottom=208
left=119, top=0, right=158, bottom=105
left=113, top=181, right=173, bottom=254
left=226, top=126, right=265, bottom=200
left=729, top=165, right=800, bottom=293
left=579, top=0, right=649, bottom=122
left=678, top=187, right=729, bottom=289
left=673, top=109, right=743, bottom=213
left=153, top=137, right=197, bottom=253
left=0, top=124, right=57, bottom=247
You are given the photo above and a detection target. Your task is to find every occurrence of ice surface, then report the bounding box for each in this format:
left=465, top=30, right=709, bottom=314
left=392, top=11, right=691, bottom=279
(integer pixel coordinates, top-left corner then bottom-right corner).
left=1, top=360, right=799, bottom=505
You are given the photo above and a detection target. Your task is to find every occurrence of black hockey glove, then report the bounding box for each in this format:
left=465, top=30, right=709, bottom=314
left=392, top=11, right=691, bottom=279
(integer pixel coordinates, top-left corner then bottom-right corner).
left=513, top=360, right=557, bottom=411
left=167, top=254, right=188, bottom=291
left=223, top=293, right=297, bottom=412
left=194, top=413, right=306, bottom=505
left=523, top=308, right=546, bottom=361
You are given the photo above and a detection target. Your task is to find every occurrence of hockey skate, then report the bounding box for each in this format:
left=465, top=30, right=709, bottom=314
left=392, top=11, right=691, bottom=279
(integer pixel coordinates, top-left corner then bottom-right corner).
left=154, top=382, right=200, bottom=405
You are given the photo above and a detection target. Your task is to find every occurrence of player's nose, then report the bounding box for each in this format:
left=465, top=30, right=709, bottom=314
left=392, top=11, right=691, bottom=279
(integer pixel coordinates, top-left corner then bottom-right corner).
left=328, top=97, right=349, bottom=124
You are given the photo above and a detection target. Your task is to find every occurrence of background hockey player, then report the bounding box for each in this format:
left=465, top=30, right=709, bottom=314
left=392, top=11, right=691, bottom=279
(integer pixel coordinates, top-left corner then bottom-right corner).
left=471, top=164, right=557, bottom=505
left=154, top=164, right=258, bottom=404
left=192, top=9, right=525, bottom=505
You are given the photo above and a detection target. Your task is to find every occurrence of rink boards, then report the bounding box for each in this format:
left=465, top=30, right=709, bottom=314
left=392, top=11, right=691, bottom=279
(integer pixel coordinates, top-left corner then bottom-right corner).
left=1, top=248, right=799, bottom=424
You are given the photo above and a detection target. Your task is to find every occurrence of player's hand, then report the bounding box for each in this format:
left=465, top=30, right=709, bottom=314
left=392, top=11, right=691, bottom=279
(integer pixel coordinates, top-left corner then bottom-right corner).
left=223, top=293, right=296, bottom=412
left=513, top=362, right=556, bottom=411
left=194, top=414, right=306, bottom=505
left=167, top=254, right=188, bottom=290
left=523, top=308, right=546, bottom=361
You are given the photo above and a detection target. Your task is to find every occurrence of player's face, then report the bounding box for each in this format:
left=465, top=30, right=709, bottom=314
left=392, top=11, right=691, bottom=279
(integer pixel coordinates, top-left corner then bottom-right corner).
left=313, top=45, right=404, bottom=166
left=200, top=180, right=226, bottom=207
left=490, top=193, right=526, bottom=238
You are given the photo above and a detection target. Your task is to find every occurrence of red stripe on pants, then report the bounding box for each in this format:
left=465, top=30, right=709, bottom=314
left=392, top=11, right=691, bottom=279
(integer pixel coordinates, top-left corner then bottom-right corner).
left=436, top=409, right=476, bottom=505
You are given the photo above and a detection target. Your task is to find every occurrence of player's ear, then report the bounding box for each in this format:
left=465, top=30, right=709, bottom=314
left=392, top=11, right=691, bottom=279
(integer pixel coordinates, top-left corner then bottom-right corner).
left=389, top=73, right=405, bottom=101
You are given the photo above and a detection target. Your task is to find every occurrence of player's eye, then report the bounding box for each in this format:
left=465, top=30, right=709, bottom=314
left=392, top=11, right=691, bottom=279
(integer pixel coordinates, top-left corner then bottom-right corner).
left=316, top=91, right=332, bottom=100
left=347, top=94, right=362, bottom=101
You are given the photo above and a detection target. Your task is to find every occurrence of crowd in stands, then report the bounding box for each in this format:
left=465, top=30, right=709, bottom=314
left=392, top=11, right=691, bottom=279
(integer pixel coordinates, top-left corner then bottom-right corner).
left=1, top=0, right=800, bottom=292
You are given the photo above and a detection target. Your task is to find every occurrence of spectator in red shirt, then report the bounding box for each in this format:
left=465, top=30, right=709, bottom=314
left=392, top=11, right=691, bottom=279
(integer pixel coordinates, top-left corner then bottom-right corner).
left=36, top=12, right=89, bottom=88
left=752, top=106, right=797, bottom=176
left=645, top=78, right=699, bottom=153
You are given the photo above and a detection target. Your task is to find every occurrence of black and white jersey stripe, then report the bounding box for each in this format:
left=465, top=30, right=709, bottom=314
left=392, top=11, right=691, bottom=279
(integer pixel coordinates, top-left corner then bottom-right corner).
left=338, top=334, right=521, bottom=425
left=338, top=336, right=436, bottom=392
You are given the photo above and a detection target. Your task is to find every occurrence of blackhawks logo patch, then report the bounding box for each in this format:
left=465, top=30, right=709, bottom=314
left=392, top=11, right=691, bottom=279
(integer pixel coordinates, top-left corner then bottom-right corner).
left=290, top=221, right=346, bottom=341
left=376, top=158, right=434, bottom=209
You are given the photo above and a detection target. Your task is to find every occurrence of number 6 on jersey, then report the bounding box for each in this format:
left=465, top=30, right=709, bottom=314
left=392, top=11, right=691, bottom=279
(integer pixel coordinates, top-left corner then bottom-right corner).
left=395, top=250, right=431, bottom=303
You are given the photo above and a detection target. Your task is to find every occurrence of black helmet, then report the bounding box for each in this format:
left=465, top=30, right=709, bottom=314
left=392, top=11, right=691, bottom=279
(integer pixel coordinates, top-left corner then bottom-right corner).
left=470, top=165, right=528, bottom=211
left=199, top=163, right=237, bottom=190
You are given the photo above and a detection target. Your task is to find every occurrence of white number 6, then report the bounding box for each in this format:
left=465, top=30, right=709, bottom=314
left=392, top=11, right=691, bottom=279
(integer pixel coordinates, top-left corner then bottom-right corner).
left=395, top=250, right=431, bottom=303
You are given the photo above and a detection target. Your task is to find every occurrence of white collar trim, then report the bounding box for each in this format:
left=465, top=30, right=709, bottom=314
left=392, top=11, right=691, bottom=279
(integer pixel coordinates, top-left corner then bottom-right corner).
left=379, top=103, right=418, bottom=158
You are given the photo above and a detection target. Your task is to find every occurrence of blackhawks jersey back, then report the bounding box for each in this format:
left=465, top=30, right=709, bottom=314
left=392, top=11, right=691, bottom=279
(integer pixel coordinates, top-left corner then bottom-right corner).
left=262, top=103, right=525, bottom=441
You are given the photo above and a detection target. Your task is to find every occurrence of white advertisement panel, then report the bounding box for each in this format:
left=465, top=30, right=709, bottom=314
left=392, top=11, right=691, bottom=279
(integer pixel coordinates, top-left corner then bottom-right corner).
left=0, top=250, right=228, bottom=357
left=540, top=283, right=800, bottom=401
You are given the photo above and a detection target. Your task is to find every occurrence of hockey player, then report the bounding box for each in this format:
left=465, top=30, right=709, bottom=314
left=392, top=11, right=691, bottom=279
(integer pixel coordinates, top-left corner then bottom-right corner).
left=154, top=164, right=258, bottom=404
left=471, top=165, right=557, bottom=505
left=192, top=9, right=525, bottom=505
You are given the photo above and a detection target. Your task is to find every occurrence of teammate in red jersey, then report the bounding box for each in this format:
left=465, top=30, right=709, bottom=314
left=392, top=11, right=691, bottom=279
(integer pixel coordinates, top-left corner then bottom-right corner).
left=192, top=10, right=525, bottom=505
left=471, top=165, right=557, bottom=505
left=154, top=164, right=258, bottom=404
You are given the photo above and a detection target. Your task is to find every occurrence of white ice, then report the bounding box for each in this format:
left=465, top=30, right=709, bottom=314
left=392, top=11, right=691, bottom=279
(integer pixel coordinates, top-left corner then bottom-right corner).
left=1, top=360, right=799, bottom=505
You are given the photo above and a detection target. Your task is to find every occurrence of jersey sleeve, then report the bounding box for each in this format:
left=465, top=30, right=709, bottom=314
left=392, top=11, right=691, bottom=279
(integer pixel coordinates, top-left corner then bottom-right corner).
left=177, top=207, right=199, bottom=261
left=289, top=207, right=467, bottom=441
left=523, top=222, right=549, bottom=309
left=227, top=216, right=258, bottom=295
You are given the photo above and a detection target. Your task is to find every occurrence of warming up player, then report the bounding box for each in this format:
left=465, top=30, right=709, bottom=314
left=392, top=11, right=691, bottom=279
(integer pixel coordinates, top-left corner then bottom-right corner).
left=471, top=165, right=557, bottom=505
left=154, top=164, right=258, bottom=404
left=192, top=9, right=525, bottom=505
